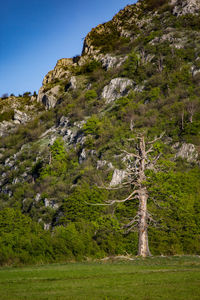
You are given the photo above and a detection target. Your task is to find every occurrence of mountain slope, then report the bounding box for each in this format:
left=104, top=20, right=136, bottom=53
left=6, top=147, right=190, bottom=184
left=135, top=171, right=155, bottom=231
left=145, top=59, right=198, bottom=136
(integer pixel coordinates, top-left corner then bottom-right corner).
left=0, top=0, right=200, bottom=264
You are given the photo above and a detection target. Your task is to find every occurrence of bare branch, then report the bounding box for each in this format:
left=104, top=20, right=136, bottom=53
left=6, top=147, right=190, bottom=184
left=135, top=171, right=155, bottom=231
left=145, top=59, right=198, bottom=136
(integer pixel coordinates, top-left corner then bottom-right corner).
left=146, top=145, right=154, bottom=154
left=96, top=184, right=128, bottom=190
left=121, top=150, right=140, bottom=159
left=151, top=153, right=162, bottom=166
left=147, top=212, right=157, bottom=224
left=147, top=132, right=165, bottom=145
left=124, top=214, right=140, bottom=228
left=86, top=190, right=140, bottom=207
left=85, top=202, right=112, bottom=206
left=106, top=190, right=140, bottom=205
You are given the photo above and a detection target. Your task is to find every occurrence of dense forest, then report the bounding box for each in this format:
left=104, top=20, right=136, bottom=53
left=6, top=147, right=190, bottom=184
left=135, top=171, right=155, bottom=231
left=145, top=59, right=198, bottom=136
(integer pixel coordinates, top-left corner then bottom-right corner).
left=0, top=0, right=200, bottom=265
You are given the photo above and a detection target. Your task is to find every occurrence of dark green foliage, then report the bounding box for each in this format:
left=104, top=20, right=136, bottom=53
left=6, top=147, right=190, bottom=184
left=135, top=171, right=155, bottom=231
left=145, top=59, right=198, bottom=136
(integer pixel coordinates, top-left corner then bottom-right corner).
left=0, top=110, right=14, bottom=122
left=148, top=168, right=200, bottom=255
left=145, top=0, right=170, bottom=10
left=58, top=184, right=107, bottom=224
left=0, top=208, right=53, bottom=265
left=82, top=115, right=101, bottom=136
left=77, top=60, right=102, bottom=74
left=175, top=14, right=200, bottom=31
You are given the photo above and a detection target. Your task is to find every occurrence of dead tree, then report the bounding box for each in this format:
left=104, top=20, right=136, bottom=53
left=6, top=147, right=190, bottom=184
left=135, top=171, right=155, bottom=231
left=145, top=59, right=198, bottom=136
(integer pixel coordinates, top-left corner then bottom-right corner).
left=90, top=133, right=164, bottom=257
left=186, top=99, right=199, bottom=123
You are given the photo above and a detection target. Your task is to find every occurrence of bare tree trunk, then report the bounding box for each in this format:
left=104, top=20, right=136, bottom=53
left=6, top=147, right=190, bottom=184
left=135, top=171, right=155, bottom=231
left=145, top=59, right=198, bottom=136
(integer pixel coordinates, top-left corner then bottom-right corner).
left=137, top=136, right=151, bottom=257
left=138, top=188, right=151, bottom=257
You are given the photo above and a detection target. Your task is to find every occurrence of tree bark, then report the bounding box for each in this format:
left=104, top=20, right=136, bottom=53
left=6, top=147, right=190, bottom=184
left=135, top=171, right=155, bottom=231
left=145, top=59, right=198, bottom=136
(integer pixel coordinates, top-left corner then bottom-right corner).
left=138, top=188, right=151, bottom=257
left=137, top=136, right=151, bottom=257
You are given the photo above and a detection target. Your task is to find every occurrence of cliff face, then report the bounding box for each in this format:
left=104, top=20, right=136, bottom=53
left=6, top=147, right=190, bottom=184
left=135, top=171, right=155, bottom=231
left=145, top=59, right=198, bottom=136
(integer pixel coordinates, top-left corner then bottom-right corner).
left=36, top=0, right=200, bottom=109
left=0, top=0, right=200, bottom=258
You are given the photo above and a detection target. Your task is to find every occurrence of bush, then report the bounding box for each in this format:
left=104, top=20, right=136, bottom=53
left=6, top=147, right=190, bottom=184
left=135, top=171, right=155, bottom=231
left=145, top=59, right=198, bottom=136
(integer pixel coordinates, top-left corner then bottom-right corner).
left=0, top=110, right=14, bottom=122
left=83, top=115, right=101, bottom=136
left=85, top=90, right=97, bottom=101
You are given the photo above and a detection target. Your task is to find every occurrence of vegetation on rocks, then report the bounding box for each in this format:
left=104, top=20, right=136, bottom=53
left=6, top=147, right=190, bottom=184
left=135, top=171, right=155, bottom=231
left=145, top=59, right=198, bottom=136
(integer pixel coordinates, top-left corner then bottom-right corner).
left=0, top=0, right=200, bottom=264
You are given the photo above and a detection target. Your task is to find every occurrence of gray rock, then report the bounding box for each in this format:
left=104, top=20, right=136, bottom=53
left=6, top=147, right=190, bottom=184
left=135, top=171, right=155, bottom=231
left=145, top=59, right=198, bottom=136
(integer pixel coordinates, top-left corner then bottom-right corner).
left=150, top=32, right=185, bottom=49
left=175, top=143, right=198, bottom=162
left=35, top=193, right=41, bottom=202
left=171, top=0, right=200, bottom=16
left=39, top=126, right=56, bottom=139
left=97, top=54, right=127, bottom=70
left=44, top=198, right=50, bottom=207
left=44, top=198, right=59, bottom=209
left=37, top=85, right=60, bottom=109
left=63, top=129, right=76, bottom=144
left=102, top=78, right=135, bottom=103
left=5, top=158, right=15, bottom=168
left=97, top=160, right=114, bottom=170
left=13, top=109, right=28, bottom=124
left=79, top=148, right=87, bottom=164
left=21, top=172, right=28, bottom=179
left=44, top=223, right=51, bottom=230
left=0, top=121, right=15, bottom=137
left=90, top=150, right=96, bottom=156
left=191, top=65, right=200, bottom=77
left=65, top=76, right=77, bottom=91
left=59, top=116, right=70, bottom=127
left=134, top=84, right=145, bottom=93
left=110, top=169, right=127, bottom=187
left=12, top=178, right=19, bottom=184
left=74, top=120, right=86, bottom=129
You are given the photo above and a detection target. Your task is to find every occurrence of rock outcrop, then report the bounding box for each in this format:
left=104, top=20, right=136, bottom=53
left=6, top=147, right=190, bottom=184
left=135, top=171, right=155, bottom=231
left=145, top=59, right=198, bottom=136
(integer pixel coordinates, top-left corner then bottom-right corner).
left=171, top=0, right=200, bottom=16
left=37, top=85, right=60, bottom=109
left=65, top=76, right=77, bottom=91
left=42, top=58, right=76, bottom=85
left=13, top=109, right=28, bottom=124
left=96, top=54, right=127, bottom=70
left=102, top=78, right=135, bottom=103
left=174, top=143, right=199, bottom=162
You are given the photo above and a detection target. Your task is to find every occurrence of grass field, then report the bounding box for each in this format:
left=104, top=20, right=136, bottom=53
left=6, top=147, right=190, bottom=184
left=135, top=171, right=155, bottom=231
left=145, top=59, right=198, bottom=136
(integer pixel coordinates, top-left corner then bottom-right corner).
left=0, top=256, right=200, bottom=300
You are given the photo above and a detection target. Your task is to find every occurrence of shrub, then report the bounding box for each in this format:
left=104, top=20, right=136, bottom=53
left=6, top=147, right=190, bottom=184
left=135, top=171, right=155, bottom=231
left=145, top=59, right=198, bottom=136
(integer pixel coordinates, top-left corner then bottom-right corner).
left=0, top=110, right=14, bottom=122
left=83, top=115, right=101, bottom=136
left=85, top=90, right=97, bottom=101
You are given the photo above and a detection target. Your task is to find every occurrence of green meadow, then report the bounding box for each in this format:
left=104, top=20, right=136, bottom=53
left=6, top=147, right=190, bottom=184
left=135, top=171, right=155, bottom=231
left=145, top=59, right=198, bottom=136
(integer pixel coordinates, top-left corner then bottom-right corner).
left=0, top=256, right=200, bottom=300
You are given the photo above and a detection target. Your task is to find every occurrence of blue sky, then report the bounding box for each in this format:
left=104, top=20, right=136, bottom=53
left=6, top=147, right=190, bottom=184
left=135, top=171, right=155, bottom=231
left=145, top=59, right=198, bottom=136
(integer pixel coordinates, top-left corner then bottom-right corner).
left=0, top=0, right=136, bottom=96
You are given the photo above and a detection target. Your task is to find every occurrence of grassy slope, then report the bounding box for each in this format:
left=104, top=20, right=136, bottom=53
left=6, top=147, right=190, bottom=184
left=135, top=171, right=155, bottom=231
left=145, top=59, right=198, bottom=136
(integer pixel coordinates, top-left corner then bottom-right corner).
left=0, top=257, right=200, bottom=300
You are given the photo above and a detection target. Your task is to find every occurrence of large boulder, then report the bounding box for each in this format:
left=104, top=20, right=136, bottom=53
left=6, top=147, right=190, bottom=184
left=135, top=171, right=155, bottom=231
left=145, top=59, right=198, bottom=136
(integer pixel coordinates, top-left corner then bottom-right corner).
left=102, top=78, right=135, bottom=103
left=37, top=85, right=60, bottom=109
left=65, top=76, right=77, bottom=91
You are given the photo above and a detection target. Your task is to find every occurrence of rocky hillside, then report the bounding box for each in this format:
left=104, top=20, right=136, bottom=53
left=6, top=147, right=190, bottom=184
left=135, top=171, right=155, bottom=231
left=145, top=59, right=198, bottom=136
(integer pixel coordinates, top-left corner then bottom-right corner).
left=0, top=0, right=200, bottom=263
